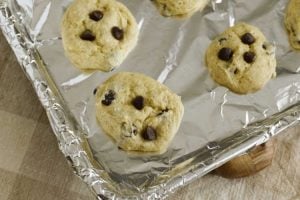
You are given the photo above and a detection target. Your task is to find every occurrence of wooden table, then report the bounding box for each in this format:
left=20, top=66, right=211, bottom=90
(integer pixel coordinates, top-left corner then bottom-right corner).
left=0, top=32, right=299, bottom=200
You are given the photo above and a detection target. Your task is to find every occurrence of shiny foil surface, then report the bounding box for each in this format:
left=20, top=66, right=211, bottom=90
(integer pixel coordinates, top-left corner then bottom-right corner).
left=1, top=0, right=300, bottom=199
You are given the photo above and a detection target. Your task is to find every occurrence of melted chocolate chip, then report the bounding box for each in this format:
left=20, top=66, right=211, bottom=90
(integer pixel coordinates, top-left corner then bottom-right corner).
left=241, top=33, right=255, bottom=45
left=111, top=27, right=124, bottom=40
left=243, top=52, right=256, bottom=63
left=262, top=44, right=267, bottom=50
left=101, top=90, right=115, bottom=106
left=89, top=10, right=103, bottom=21
left=80, top=30, right=95, bottom=41
left=218, top=48, right=233, bottom=61
left=132, top=96, right=144, bottom=110
left=142, top=126, right=157, bottom=141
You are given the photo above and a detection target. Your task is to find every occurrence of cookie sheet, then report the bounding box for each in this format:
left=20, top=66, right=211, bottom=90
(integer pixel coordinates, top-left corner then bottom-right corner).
left=1, top=0, right=300, bottom=199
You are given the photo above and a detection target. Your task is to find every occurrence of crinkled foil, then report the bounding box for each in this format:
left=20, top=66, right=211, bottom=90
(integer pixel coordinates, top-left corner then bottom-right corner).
left=1, top=0, right=300, bottom=199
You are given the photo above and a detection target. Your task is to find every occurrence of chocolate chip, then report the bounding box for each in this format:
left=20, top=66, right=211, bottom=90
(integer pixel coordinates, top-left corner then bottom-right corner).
left=89, top=10, right=103, bottom=21
left=262, top=44, right=267, bottom=50
left=105, top=90, right=115, bottom=100
left=243, top=52, right=256, bottom=63
left=241, top=33, right=255, bottom=45
left=111, top=27, right=124, bottom=40
left=101, top=90, right=115, bottom=106
left=101, top=99, right=112, bottom=106
left=142, top=126, right=157, bottom=141
left=93, top=88, right=98, bottom=95
left=132, top=96, right=144, bottom=110
left=157, top=108, right=169, bottom=116
left=218, top=48, right=233, bottom=61
left=80, top=30, right=95, bottom=41
left=234, top=68, right=239, bottom=75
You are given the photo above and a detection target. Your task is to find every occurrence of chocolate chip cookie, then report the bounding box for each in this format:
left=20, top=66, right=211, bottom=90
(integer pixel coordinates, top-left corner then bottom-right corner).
left=205, top=23, right=277, bottom=94
left=95, top=72, right=184, bottom=153
left=151, top=0, right=209, bottom=18
left=285, top=0, right=300, bottom=50
left=61, top=0, right=139, bottom=72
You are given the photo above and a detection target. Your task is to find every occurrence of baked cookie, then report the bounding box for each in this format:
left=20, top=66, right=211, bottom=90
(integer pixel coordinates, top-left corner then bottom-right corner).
left=61, top=0, right=139, bottom=72
left=151, top=0, right=210, bottom=18
left=95, top=72, right=184, bottom=153
left=285, top=0, right=300, bottom=50
left=205, top=23, right=277, bottom=94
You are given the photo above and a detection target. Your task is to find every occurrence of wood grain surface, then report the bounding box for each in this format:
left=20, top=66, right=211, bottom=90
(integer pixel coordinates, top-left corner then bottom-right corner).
left=214, top=140, right=275, bottom=179
left=0, top=32, right=299, bottom=200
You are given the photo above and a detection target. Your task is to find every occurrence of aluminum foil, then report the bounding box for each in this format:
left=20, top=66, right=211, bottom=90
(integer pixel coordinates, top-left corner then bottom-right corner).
left=1, top=0, right=300, bottom=199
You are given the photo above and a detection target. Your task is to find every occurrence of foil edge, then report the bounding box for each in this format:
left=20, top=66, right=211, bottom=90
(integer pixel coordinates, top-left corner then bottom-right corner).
left=0, top=2, right=300, bottom=200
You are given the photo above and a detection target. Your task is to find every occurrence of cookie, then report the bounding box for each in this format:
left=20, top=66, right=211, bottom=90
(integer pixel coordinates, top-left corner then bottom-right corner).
left=151, top=0, right=209, bottom=18
left=61, top=0, right=139, bottom=72
left=285, top=0, right=300, bottom=50
left=95, top=72, right=184, bottom=153
left=205, top=23, right=277, bottom=94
